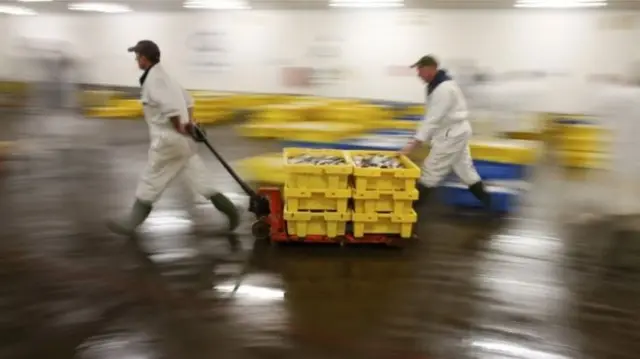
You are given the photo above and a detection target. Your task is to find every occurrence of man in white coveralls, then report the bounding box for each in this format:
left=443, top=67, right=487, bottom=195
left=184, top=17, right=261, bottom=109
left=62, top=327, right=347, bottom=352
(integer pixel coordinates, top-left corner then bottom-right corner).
left=108, top=40, right=239, bottom=235
left=401, top=55, right=492, bottom=212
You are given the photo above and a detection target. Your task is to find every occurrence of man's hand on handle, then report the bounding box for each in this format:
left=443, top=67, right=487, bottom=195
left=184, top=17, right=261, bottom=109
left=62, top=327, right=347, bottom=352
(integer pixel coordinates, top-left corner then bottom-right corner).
left=400, top=139, right=421, bottom=156
left=187, top=121, right=208, bottom=142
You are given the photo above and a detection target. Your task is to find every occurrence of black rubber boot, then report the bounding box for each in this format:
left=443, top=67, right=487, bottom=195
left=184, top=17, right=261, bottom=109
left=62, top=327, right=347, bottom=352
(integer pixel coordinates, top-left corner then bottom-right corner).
left=108, top=199, right=152, bottom=236
left=468, top=181, right=492, bottom=210
left=210, top=193, right=240, bottom=232
left=413, top=182, right=433, bottom=211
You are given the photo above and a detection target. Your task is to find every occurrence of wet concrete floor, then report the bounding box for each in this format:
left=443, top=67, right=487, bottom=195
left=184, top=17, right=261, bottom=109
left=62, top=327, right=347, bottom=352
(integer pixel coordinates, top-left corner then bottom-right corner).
left=1, top=111, right=640, bottom=359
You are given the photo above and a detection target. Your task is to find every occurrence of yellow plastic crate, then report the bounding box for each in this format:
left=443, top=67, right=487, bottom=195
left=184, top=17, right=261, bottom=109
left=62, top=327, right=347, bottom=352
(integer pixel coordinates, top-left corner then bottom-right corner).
left=284, top=148, right=352, bottom=189
left=557, top=136, right=608, bottom=152
left=235, top=152, right=285, bottom=184
left=504, top=131, right=544, bottom=141
left=468, top=140, right=540, bottom=165
left=352, top=210, right=417, bottom=239
left=348, top=151, right=420, bottom=192
left=284, top=187, right=351, bottom=212
left=353, top=189, right=418, bottom=214
left=559, top=151, right=609, bottom=169
left=402, top=105, right=424, bottom=116
left=85, top=107, right=143, bottom=118
left=284, top=207, right=351, bottom=238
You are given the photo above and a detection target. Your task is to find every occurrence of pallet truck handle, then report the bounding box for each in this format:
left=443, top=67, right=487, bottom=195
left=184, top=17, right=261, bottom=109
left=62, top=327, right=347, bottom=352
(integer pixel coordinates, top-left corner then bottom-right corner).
left=190, top=124, right=258, bottom=198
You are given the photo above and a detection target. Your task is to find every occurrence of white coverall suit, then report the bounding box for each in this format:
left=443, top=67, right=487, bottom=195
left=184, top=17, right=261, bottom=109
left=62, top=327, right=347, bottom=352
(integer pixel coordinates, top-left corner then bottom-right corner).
left=136, top=64, right=218, bottom=203
left=415, top=74, right=482, bottom=188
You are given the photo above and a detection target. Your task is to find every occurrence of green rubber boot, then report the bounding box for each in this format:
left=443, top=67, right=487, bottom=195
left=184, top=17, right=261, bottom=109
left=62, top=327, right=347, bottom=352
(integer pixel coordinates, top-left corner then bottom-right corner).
left=108, top=199, right=152, bottom=236
left=210, top=193, right=240, bottom=232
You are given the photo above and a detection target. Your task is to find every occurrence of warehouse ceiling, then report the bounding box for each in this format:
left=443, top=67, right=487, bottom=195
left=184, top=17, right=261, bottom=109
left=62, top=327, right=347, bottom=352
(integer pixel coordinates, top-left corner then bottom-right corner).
left=0, top=0, right=639, bottom=12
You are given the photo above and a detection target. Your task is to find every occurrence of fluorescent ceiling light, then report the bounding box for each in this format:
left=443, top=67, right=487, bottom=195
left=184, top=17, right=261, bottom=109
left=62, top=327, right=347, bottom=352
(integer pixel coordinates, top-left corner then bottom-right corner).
left=68, top=2, right=132, bottom=13
left=514, top=0, right=606, bottom=8
left=17, top=0, right=52, bottom=2
left=0, top=5, right=37, bottom=15
left=183, top=0, right=251, bottom=9
left=329, top=0, right=404, bottom=8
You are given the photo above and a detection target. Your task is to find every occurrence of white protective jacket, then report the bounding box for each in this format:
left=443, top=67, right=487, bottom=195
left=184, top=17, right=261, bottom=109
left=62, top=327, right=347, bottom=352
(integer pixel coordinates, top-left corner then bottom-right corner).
left=414, top=70, right=481, bottom=188
left=141, top=64, right=193, bottom=143
left=414, top=71, right=470, bottom=144
left=135, top=64, right=218, bottom=203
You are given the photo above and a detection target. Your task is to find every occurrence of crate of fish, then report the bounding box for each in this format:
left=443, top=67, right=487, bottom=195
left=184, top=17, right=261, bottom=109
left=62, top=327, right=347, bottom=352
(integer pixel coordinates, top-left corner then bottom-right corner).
left=284, top=207, right=352, bottom=238
left=284, top=187, right=351, bottom=213
left=284, top=148, right=353, bottom=189
left=352, top=188, right=418, bottom=215
left=347, top=151, right=421, bottom=192
left=352, top=210, right=417, bottom=239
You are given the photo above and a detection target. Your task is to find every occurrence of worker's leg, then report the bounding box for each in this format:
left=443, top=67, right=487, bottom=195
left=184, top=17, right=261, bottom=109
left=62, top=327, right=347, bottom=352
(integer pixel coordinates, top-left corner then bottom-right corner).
left=182, top=154, right=240, bottom=231
left=415, top=145, right=458, bottom=208
left=108, top=149, right=187, bottom=235
left=452, top=144, right=491, bottom=209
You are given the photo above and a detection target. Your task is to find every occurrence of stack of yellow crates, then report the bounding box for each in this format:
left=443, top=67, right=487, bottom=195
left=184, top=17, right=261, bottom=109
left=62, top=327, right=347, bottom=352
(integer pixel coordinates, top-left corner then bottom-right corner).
left=283, top=148, right=353, bottom=239
left=281, top=148, right=421, bottom=240
left=349, top=150, right=420, bottom=239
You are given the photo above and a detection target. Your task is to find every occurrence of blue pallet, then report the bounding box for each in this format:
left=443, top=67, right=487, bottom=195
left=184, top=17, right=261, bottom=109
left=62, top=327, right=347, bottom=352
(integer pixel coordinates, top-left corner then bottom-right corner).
left=446, top=160, right=527, bottom=181
left=372, top=129, right=415, bottom=136
left=395, top=115, right=422, bottom=121
left=438, top=184, right=519, bottom=213
left=282, top=134, right=409, bottom=151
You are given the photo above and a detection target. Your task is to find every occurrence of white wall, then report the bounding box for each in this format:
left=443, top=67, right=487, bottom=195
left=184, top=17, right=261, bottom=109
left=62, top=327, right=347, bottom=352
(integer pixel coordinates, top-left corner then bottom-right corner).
left=0, top=9, right=638, bottom=111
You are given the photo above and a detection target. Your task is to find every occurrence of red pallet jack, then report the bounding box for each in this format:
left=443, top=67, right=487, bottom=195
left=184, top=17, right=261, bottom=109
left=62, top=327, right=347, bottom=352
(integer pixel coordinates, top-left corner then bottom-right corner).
left=192, top=125, right=410, bottom=247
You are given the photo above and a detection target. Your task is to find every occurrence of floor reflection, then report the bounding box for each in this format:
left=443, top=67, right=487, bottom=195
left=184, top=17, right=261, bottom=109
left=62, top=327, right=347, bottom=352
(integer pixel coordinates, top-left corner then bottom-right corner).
left=1, top=115, right=640, bottom=359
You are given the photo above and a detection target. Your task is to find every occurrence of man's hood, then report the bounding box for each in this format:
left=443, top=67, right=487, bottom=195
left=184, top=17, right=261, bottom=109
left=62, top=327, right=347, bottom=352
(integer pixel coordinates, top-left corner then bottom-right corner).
left=427, top=69, right=452, bottom=95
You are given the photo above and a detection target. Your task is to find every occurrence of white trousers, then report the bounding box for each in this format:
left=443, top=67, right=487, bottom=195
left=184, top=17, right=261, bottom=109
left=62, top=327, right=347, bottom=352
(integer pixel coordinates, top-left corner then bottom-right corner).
left=135, top=134, right=218, bottom=204
left=420, top=122, right=482, bottom=188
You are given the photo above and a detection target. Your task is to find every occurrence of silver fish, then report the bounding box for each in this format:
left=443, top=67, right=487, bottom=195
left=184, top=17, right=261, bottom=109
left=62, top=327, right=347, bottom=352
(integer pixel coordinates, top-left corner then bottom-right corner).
left=288, top=154, right=347, bottom=165
left=352, top=154, right=404, bottom=168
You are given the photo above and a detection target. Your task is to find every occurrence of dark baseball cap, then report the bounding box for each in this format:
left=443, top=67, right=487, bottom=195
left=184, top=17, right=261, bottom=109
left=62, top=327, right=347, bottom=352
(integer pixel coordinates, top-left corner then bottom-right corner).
left=127, top=40, right=160, bottom=61
left=411, top=55, right=438, bottom=68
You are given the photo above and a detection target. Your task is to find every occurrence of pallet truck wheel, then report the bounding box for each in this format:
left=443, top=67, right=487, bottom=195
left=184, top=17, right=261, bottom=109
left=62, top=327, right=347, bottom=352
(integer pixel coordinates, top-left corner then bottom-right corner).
left=251, top=220, right=270, bottom=240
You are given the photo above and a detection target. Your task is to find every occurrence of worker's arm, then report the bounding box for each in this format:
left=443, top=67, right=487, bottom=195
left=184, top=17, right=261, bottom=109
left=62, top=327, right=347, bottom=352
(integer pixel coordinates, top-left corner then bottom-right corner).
left=401, top=85, right=453, bottom=155
left=182, top=87, right=195, bottom=122
left=149, top=78, right=189, bottom=134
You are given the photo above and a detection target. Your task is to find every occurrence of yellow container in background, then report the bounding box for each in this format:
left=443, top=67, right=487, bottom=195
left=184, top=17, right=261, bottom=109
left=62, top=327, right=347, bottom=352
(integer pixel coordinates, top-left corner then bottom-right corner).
left=468, top=140, right=540, bottom=165
left=352, top=211, right=417, bottom=238
left=284, top=208, right=351, bottom=238
left=559, top=151, right=609, bottom=169
left=283, top=148, right=352, bottom=189
left=352, top=189, right=418, bottom=215
left=284, top=187, right=351, bottom=213
left=557, top=136, right=607, bottom=152
left=235, top=152, right=285, bottom=184
left=402, top=105, right=424, bottom=116
left=348, top=151, right=420, bottom=192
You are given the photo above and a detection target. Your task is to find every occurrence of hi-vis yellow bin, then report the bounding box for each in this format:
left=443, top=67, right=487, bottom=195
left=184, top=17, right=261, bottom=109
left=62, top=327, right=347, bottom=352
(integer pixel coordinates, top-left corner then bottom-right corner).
left=352, top=189, right=418, bottom=215
left=284, top=207, right=351, bottom=237
left=352, top=210, right=417, bottom=238
left=284, top=187, right=351, bottom=212
left=284, top=148, right=352, bottom=189
left=558, top=151, right=609, bottom=169
left=348, top=151, right=420, bottom=192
